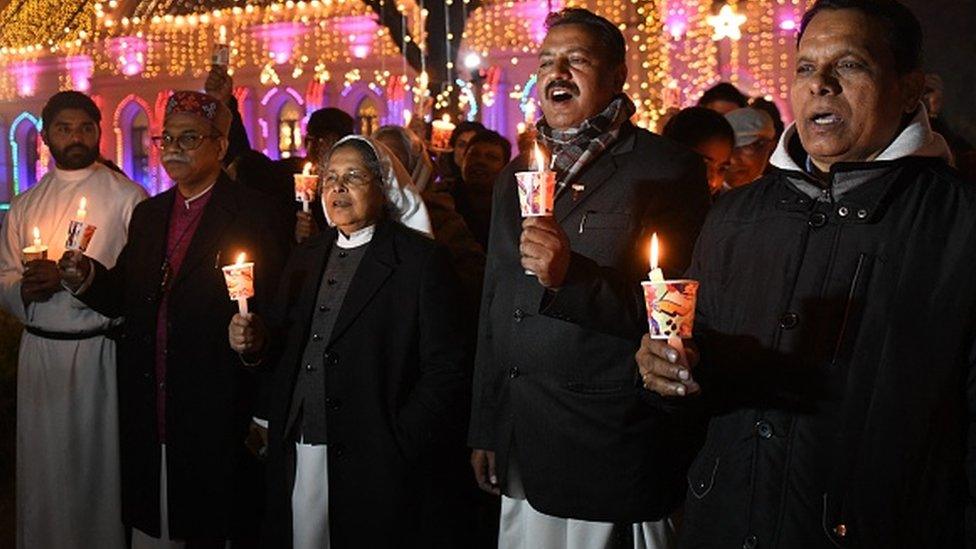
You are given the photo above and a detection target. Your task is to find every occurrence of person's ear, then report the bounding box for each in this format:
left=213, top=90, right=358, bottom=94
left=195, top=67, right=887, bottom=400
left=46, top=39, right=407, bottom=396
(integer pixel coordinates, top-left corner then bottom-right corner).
left=613, top=63, right=627, bottom=93
left=900, top=70, right=926, bottom=113
left=216, top=135, right=229, bottom=162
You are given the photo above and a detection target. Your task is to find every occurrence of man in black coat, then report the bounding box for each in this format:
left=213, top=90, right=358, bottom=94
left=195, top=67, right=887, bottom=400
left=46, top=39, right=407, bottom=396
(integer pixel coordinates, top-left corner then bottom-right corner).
left=639, top=1, right=976, bottom=547
left=468, top=8, right=710, bottom=547
left=60, top=91, right=288, bottom=546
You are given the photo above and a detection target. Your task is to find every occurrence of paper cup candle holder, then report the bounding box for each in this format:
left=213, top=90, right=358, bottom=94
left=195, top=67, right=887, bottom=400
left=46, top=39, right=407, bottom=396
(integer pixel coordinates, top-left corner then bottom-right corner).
left=515, top=143, right=556, bottom=218
left=222, top=252, right=255, bottom=315
left=65, top=197, right=97, bottom=252
left=22, top=227, right=48, bottom=263
left=641, top=233, right=699, bottom=340
left=294, top=162, right=317, bottom=213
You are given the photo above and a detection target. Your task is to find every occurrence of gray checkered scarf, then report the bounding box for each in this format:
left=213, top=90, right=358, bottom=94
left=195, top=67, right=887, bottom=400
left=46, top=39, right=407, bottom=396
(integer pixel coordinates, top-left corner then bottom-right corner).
left=536, top=93, right=636, bottom=189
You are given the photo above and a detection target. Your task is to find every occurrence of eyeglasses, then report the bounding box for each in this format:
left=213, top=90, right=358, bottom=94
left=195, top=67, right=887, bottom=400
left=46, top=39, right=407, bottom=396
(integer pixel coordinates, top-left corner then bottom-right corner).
left=321, top=171, right=374, bottom=191
left=151, top=133, right=221, bottom=151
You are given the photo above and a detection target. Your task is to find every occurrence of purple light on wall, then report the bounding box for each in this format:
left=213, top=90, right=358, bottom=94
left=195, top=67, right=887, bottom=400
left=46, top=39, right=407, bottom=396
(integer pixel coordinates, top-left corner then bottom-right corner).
left=65, top=55, right=94, bottom=92
left=777, top=9, right=799, bottom=32
left=333, top=16, right=378, bottom=60
left=512, top=0, right=563, bottom=44
left=666, top=14, right=689, bottom=40
left=12, top=61, right=39, bottom=97
left=108, top=37, right=147, bottom=76
left=252, top=22, right=305, bottom=65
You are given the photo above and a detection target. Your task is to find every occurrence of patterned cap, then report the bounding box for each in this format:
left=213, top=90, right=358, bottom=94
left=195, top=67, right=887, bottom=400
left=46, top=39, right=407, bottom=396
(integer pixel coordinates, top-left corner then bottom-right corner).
left=164, top=90, right=232, bottom=136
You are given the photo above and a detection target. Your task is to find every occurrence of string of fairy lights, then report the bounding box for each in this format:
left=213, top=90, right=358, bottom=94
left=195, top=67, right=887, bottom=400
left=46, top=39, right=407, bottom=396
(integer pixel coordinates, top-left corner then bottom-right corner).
left=0, top=0, right=810, bottom=128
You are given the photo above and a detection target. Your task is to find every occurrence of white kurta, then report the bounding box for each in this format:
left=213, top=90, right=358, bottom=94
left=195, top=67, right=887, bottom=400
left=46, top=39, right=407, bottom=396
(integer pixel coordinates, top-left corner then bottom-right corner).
left=0, top=163, right=147, bottom=549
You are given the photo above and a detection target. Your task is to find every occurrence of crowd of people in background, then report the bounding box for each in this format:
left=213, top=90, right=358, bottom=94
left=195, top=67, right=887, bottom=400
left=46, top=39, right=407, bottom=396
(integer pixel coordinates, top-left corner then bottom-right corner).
left=3, top=0, right=976, bottom=548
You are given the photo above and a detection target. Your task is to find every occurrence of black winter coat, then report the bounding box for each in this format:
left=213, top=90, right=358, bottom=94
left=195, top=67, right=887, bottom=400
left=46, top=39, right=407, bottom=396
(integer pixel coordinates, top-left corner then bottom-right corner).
left=80, top=175, right=288, bottom=540
left=680, top=150, right=976, bottom=548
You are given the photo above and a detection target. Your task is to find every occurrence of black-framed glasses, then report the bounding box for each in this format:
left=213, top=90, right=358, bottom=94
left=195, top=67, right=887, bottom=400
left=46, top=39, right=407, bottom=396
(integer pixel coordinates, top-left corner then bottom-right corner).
left=321, top=171, right=374, bottom=191
left=151, top=133, right=221, bottom=151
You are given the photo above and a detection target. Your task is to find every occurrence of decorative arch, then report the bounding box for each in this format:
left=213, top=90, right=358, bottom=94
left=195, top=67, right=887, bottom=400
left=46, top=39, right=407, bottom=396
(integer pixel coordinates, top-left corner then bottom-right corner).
left=260, top=86, right=306, bottom=159
left=113, top=94, right=156, bottom=193
left=234, top=86, right=255, bottom=144
left=8, top=112, right=43, bottom=195
left=337, top=83, right=387, bottom=135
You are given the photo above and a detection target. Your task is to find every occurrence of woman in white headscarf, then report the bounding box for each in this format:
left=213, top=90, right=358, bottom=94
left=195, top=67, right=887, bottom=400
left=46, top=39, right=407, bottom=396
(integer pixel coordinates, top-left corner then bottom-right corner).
left=228, top=135, right=470, bottom=548
left=374, top=126, right=487, bottom=312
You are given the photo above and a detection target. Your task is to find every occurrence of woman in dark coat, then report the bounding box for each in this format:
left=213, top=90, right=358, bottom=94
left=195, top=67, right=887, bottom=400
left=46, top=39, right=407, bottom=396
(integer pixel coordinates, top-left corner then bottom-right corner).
left=229, top=136, right=470, bottom=548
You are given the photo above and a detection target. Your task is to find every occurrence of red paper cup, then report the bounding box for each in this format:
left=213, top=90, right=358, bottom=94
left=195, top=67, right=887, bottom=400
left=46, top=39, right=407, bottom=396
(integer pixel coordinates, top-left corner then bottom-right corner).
left=222, top=262, right=255, bottom=301
left=65, top=220, right=96, bottom=252
left=642, top=279, right=699, bottom=340
left=515, top=170, right=556, bottom=217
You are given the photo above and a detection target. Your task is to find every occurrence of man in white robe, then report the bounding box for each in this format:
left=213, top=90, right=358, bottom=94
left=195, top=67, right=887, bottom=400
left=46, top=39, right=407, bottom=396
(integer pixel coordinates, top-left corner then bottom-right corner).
left=0, top=91, right=147, bottom=549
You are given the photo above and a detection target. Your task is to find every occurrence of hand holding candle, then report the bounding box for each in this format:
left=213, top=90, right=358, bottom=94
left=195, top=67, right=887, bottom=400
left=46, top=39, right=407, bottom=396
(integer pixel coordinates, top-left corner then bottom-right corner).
left=65, top=196, right=97, bottom=252
left=22, top=226, right=48, bottom=263
left=294, top=162, right=317, bottom=213
left=515, top=143, right=556, bottom=218
left=641, top=233, right=699, bottom=340
left=222, top=252, right=255, bottom=315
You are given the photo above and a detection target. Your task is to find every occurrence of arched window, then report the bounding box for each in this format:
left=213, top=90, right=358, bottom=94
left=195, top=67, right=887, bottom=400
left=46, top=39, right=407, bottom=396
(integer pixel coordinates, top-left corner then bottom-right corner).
left=131, top=110, right=150, bottom=188
left=8, top=112, right=44, bottom=194
left=278, top=101, right=303, bottom=159
left=356, top=97, right=379, bottom=136
left=114, top=96, right=155, bottom=192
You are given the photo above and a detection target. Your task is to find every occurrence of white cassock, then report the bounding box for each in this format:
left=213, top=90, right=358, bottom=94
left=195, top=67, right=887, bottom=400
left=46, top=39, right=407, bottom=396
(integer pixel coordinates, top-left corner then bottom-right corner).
left=0, top=163, right=147, bottom=549
left=499, top=458, right=676, bottom=549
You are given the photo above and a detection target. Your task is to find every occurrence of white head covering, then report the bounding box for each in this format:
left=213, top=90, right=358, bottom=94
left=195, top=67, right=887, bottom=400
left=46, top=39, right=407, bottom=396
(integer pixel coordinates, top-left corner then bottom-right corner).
left=321, top=135, right=434, bottom=238
left=372, top=125, right=436, bottom=192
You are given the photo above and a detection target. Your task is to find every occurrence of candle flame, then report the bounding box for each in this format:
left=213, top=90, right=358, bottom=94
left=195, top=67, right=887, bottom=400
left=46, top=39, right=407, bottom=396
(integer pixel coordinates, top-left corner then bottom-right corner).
left=403, top=109, right=412, bottom=125
left=235, top=252, right=246, bottom=266
left=78, top=197, right=87, bottom=212
left=302, top=162, right=313, bottom=176
left=441, top=113, right=450, bottom=123
left=218, top=24, right=227, bottom=43
left=532, top=143, right=547, bottom=172
left=32, top=226, right=40, bottom=241
left=650, top=233, right=659, bottom=271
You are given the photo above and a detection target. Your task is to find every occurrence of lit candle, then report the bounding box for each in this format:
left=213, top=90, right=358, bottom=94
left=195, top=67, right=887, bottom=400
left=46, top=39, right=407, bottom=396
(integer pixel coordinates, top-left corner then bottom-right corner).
left=222, top=252, right=255, bottom=315
left=648, top=233, right=664, bottom=282
left=76, top=197, right=87, bottom=222
left=402, top=109, right=412, bottom=126
left=294, top=162, right=316, bottom=213
left=516, top=122, right=526, bottom=135
left=22, top=226, right=48, bottom=263
left=430, top=114, right=456, bottom=152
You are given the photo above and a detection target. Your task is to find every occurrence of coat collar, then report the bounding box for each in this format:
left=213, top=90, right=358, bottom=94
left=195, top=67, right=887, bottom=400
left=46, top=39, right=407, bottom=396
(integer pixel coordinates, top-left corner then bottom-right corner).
left=554, top=122, right=637, bottom=223
left=170, top=171, right=238, bottom=289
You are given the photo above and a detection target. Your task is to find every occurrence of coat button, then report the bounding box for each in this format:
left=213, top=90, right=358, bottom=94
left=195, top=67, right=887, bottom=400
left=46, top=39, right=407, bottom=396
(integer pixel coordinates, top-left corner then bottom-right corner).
left=837, top=206, right=850, bottom=217
left=330, top=399, right=342, bottom=411
left=755, top=420, right=774, bottom=439
left=318, top=304, right=330, bottom=312
left=509, top=366, right=520, bottom=379
left=808, top=212, right=827, bottom=228
left=327, top=278, right=337, bottom=286
left=856, top=209, right=868, bottom=219
left=742, top=534, right=759, bottom=549
left=338, top=251, right=348, bottom=258
left=312, top=333, right=322, bottom=342
left=513, top=308, right=524, bottom=322
left=779, top=312, right=799, bottom=329
left=324, top=351, right=338, bottom=365
left=305, top=363, right=314, bottom=372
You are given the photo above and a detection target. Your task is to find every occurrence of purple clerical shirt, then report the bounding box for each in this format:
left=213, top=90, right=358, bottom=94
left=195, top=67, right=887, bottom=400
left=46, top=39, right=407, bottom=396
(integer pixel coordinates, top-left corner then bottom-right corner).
left=154, top=186, right=214, bottom=442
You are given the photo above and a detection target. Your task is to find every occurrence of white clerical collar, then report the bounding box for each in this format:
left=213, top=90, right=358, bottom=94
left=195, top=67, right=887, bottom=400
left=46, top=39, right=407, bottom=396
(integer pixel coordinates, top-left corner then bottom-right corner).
left=54, top=163, right=97, bottom=182
left=336, top=224, right=375, bottom=248
left=178, top=182, right=216, bottom=209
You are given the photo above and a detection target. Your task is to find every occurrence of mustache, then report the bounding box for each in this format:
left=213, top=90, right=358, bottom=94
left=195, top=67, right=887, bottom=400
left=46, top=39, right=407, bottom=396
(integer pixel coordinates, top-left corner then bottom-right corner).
left=545, top=79, right=579, bottom=95
left=61, top=144, right=93, bottom=155
left=162, top=153, right=190, bottom=164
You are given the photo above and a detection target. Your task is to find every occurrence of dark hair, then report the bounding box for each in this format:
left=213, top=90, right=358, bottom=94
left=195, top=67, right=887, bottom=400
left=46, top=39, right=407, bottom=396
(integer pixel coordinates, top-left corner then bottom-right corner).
left=465, top=130, right=512, bottom=163
left=697, top=82, right=748, bottom=109
left=799, top=0, right=923, bottom=73
left=545, top=8, right=626, bottom=67
left=42, top=91, right=101, bottom=130
left=449, top=120, right=486, bottom=148
left=329, top=138, right=384, bottom=185
left=662, top=107, right=735, bottom=150
left=748, top=97, right=785, bottom=140
left=307, top=107, right=354, bottom=139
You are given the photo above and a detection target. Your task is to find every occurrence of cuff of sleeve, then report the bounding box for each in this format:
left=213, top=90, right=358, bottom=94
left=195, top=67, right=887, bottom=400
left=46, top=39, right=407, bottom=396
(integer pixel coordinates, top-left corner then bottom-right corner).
left=252, top=417, right=269, bottom=429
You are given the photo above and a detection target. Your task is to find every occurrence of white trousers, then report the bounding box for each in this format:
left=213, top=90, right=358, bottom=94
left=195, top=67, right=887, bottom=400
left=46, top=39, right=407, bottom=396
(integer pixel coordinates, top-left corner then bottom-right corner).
left=292, top=441, right=331, bottom=549
left=498, top=458, right=675, bottom=549
left=131, top=445, right=185, bottom=549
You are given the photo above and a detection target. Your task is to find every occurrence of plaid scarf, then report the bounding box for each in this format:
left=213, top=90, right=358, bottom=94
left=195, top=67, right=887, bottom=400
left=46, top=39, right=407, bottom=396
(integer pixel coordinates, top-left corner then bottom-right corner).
left=536, top=93, right=636, bottom=190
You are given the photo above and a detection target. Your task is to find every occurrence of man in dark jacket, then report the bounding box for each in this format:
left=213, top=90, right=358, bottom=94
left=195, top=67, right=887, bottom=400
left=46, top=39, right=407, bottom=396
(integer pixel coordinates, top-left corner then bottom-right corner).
left=638, top=1, right=976, bottom=547
left=468, top=8, right=710, bottom=548
left=59, top=91, right=288, bottom=547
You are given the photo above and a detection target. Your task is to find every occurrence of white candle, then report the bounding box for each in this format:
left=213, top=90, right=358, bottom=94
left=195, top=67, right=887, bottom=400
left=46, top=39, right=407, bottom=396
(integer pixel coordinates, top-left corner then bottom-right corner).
left=32, top=226, right=41, bottom=248
left=648, top=233, right=664, bottom=282
left=76, top=197, right=87, bottom=221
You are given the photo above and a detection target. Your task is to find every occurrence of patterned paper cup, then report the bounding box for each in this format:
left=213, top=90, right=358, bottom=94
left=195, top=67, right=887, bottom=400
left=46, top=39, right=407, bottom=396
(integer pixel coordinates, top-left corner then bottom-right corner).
left=294, top=174, right=318, bottom=204
left=515, top=170, right=556, bottom=217
left=65, top=220, right=96, bottom=252
left=222, top=262, right=255, bottom=301
left=642, top=279, right=699, bottom=340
